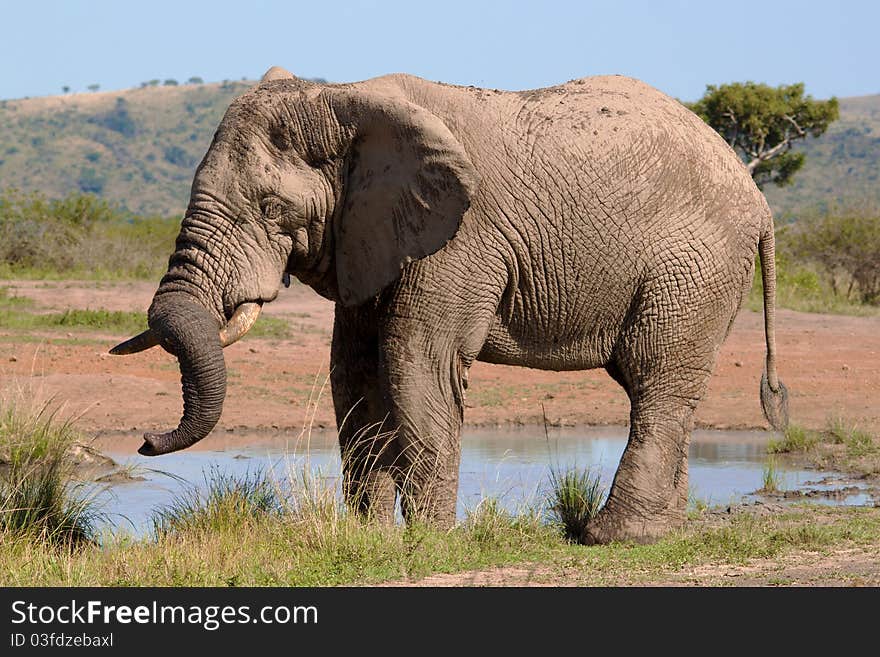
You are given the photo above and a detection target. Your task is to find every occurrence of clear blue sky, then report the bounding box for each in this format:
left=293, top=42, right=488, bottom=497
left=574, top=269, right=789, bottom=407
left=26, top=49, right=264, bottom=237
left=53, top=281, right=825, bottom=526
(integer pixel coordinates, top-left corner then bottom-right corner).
left=2, top=0, right=877, bottom=101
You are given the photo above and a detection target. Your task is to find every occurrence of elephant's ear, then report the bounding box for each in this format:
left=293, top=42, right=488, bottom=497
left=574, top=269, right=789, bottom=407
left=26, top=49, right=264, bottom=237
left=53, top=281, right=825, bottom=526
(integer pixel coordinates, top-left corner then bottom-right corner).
left=330, top=89, right=479, bottom=306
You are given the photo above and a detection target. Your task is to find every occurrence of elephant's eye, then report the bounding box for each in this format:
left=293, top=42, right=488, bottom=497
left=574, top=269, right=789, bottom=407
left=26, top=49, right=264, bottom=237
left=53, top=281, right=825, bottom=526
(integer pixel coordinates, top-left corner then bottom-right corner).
left=260, top=196, right=284, bottom=220
left=269, top=127, right=292, bottom=152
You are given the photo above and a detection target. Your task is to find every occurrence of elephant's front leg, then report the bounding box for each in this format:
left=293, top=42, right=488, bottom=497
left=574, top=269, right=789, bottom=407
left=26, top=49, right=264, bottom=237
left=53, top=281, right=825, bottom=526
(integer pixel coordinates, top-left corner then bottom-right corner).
left=379, top=302, right=493, bottom=528
left=331, top=303, right=399, bottom=523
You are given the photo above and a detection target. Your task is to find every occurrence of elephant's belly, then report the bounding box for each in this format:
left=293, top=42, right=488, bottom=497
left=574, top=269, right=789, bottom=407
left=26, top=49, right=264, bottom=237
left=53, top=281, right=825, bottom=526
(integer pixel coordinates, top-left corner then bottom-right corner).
left=477, top=317, right=615, bottom=372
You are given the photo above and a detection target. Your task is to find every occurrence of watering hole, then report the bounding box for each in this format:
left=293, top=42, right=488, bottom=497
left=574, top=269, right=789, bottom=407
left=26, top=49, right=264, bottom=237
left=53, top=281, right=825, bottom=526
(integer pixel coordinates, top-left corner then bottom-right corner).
left=89, top=427, right=875, bottom=537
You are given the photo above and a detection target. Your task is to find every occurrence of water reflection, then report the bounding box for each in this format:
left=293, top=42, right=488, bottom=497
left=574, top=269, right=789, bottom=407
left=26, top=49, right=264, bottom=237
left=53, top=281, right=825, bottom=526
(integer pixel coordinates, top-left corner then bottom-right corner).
left=93, top=426, right=870, bottom=537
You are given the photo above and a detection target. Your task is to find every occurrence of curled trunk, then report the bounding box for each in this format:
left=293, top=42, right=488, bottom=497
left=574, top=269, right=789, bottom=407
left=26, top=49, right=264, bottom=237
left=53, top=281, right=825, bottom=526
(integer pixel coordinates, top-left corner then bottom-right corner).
left=140, top=293, right=227, bottom=456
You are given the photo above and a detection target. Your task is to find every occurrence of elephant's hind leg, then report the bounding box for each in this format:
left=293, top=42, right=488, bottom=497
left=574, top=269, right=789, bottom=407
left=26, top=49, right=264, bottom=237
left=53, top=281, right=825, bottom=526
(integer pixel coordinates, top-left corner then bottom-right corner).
left=585, top=284, right=737, bottom=544
left=331, top=304, right=398, bottom=523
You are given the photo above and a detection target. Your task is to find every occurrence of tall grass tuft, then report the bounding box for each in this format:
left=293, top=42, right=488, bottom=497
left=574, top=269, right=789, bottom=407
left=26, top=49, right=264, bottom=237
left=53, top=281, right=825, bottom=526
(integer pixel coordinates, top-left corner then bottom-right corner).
left=0, top=398, right=100, bottom=547
left=761, top=457, right=781, bottom=493
left=151, top=466, right=281, bottom=538
left=546, top=466, right=605, bottom=543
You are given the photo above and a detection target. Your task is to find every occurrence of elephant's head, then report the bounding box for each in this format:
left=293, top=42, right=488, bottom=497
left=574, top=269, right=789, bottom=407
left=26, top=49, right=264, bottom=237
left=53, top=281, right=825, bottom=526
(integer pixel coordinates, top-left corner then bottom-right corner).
left=111, top=67, right=478, bottom=456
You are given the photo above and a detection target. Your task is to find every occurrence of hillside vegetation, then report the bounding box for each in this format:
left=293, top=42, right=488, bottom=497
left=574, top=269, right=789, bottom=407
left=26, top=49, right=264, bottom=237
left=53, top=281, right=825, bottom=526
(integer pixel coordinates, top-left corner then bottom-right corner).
left=0, top=81, right=252, bottom=216
left=0, top=81, right=878, bottom=217
left=763, top=94, right=880, bottom=217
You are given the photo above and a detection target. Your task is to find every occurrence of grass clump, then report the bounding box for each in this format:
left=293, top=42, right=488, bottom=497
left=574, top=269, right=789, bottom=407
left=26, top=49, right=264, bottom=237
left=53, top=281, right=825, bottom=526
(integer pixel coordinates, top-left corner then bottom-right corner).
left=827, top=416, right=877, bottom=458
left=767, top=424, right=820, bottom=454
left=152, top=466, right=281, bottom=538
left=546, top=466, right=605, bottom=542
left=767, top=417, right=878, bottom=470
left=0, top=399, right=99, bottom=547
left=760, top=457, right=782, bottom=493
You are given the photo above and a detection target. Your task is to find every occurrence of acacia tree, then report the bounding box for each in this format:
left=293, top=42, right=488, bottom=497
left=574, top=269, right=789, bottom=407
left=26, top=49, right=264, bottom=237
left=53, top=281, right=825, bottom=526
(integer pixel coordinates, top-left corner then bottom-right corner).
left=688, top=82, right=839, bottom=188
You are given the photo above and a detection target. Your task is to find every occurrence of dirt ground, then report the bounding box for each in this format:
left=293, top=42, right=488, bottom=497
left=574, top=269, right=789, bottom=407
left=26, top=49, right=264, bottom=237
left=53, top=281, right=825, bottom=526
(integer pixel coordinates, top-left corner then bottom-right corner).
left=390, top=545, right=880, bottom=587
left=389, top=506, right=880, bottom=587
left=1, top=279, right=878, bottom=439
left=2, top=279, right=879, bottom=587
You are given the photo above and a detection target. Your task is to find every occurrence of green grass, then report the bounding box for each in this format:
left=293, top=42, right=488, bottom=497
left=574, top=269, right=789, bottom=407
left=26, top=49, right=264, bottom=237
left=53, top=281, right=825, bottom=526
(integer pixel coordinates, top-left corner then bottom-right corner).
left=2, top=493, right=877, bottom=586
left=768, top=425, right=821, bottom=454
left=827, top=416, right=878, bottom=458
left=0, top=286, right=34, bottom=309
left=0, top=402, right=877, bottom=585
left=545, top=465, right=606, bottom=542
left=765, top=417, right=879, bottom=479
left=0, top=301, right=290, bottom=341
left=152, top=466, right=281, bottom=538
left=0, top=308, right=149, bottom=334
left=0, top=398, right=101, bottom=547
left=768, top=418, right=878, bottom=460
left=761, top=457, right=782, bottom=493
left=1, top=391, right=877, bottom=586
left=247, top=315, right=292, bottom=340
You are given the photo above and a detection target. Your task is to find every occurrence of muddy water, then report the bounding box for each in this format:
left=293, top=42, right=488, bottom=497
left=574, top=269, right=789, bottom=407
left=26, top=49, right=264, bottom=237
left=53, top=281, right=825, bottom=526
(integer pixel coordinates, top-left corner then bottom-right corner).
left=91, top=427, right=873, bottom=537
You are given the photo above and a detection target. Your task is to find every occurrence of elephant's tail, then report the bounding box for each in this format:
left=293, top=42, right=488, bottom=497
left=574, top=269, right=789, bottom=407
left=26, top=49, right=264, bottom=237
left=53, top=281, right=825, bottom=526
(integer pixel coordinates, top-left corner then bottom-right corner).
left=758, top=223, right=789, bottom=431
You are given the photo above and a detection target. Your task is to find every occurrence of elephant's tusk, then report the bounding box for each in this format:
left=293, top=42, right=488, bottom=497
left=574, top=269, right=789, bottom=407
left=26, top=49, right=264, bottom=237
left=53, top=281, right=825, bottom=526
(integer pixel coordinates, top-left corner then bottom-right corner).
left=109, top=328, right=160, bottom=355
left=219, top=302, right=262, bottom=347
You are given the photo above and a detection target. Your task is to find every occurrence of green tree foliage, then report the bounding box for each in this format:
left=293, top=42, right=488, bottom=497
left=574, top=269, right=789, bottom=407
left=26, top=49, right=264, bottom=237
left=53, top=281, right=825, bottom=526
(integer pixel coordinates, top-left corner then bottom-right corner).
left=788, top=204, right=880, bottom=304
left=162, top=145, right=194, bottom=168
left=186, top=76, right=204, bottom=85
left=88, top=97, right=137, bottom=137
left=688, top=82, right=839, bottom=188
left=87, top=84, right=100, bottom=92
left=163, top=79, right=178, bottom=86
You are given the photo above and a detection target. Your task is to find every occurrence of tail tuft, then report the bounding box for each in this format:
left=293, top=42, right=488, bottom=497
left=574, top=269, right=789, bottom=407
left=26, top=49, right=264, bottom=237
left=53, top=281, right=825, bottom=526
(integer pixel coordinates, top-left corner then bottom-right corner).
left=760, top=370, right=789, bottom=431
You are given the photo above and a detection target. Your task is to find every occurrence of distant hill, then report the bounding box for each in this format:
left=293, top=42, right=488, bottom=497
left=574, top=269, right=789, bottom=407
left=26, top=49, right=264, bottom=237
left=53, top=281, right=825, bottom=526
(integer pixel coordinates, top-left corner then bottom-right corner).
left=0, top=81, right=253, bottom=216
left=1, top=81, right=878, bottom=217
left=762, top=94, right=880, bottom=217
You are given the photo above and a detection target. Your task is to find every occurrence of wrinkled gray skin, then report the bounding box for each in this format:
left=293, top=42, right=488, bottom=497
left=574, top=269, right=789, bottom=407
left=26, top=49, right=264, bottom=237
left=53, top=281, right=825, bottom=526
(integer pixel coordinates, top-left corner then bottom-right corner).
left=115, top=67, right=789, bottom=544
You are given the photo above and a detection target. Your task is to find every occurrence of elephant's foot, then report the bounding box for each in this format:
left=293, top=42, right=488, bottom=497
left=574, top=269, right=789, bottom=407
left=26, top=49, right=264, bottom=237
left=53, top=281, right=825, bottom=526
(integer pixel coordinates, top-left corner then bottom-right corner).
left=581, top=506, right=685, bottom=545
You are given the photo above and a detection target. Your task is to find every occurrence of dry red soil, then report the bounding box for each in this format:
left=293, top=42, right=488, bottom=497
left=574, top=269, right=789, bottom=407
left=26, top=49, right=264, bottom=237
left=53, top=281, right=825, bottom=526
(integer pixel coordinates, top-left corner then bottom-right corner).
left=1, top=280, right=878, bottom=442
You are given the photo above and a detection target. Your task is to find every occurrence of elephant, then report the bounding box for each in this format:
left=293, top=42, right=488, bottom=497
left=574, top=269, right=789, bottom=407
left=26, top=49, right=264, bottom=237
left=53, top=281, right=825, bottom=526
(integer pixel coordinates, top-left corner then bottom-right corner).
left=111, top=66, right=788, bottom=544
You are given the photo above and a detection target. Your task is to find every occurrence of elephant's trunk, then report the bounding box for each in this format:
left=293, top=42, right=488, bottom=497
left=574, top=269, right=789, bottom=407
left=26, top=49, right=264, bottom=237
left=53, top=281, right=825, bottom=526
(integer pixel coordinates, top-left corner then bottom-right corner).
left=140, top=292, right=227, bottom=456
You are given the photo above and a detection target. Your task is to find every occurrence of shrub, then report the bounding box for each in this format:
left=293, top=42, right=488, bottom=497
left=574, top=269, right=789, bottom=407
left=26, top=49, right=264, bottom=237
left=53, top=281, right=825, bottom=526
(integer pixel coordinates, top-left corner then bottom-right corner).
left=788, top=204, right=880, bottom=305
left=89, top=97, right=137, bottom=137
left=0, top=189, right=178, bottom=279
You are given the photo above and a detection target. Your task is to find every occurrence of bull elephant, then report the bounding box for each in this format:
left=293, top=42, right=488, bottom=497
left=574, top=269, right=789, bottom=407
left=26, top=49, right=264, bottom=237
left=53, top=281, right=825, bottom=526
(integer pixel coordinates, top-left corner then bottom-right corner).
left=112, top=66, right=788, bottom=544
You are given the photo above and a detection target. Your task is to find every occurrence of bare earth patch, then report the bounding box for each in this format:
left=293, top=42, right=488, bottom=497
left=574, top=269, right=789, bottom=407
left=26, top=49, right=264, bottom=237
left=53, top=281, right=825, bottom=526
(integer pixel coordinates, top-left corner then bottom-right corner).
left=1, top=279, right=878, bottom=437
left=390, top=547, right=880, bottom=587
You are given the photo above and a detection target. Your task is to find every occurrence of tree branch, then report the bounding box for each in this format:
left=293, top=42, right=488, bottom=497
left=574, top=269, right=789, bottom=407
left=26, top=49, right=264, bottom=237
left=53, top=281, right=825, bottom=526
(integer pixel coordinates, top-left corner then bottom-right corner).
left=746, top=137, right=793, bottom=173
